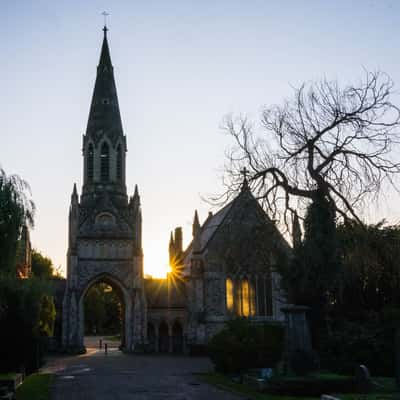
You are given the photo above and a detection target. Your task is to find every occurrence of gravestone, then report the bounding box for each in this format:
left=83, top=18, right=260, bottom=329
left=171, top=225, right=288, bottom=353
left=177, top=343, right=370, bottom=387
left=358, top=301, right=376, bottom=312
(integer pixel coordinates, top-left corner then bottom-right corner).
left=355, top=364, right=373, bottom=393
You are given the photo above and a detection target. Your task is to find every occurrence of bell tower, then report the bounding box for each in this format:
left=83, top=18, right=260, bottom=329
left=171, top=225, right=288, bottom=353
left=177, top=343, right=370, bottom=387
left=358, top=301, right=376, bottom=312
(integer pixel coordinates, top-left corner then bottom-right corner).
left=82, top=26, right=127, bottom=200
left=62, top=26, right=146, bottom=353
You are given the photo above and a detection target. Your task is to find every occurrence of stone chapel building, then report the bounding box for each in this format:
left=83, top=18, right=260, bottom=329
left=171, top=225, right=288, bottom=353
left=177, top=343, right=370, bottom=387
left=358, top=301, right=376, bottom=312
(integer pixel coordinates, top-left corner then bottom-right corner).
left=61, top=27, right=289, bottom=354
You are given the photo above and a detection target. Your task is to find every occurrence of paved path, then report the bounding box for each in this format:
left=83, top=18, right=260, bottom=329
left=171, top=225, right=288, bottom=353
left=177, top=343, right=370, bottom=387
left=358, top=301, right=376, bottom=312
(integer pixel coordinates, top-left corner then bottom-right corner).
left=46, top=349, right=245, bottom=400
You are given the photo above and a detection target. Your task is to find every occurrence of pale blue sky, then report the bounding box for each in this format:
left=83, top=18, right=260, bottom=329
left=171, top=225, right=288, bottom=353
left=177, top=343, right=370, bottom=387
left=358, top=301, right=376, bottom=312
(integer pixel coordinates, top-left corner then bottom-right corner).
left=2, top=1, right=400, bottom=276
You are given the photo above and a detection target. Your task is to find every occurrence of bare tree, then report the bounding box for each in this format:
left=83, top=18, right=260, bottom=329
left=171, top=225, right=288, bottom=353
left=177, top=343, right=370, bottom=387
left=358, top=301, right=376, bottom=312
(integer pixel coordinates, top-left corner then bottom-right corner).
left=223, top=71, right=400, bottom=227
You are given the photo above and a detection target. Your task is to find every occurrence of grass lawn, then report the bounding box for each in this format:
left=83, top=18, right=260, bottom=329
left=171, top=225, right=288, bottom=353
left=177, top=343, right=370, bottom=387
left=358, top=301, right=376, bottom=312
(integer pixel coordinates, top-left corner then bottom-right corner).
left=200, top=373, right=399, bottom=400
left=0, top=373, right=18, bottom=380
left=105, top=334, right=121, bottom=341
left=16, top=373, right=53, bottom=400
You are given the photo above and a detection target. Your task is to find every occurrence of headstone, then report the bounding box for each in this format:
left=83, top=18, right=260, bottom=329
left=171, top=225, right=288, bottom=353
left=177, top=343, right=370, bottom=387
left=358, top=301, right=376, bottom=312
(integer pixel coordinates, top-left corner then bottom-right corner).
left=355, top=364, right=372, bottom=393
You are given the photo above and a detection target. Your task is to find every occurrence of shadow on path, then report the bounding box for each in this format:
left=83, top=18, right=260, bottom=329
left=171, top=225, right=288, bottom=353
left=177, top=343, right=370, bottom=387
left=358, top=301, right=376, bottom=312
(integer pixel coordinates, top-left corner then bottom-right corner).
left=45, top=350, right=245, bottom=400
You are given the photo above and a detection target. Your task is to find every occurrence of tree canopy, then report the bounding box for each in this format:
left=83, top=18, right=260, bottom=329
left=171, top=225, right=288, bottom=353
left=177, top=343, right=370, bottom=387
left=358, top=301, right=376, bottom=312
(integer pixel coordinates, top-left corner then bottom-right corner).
left=0, top=168, right=35, bottom=272
left=224, top=71, right=400, bottom=226
left=31, top=249, right=57, bottom=280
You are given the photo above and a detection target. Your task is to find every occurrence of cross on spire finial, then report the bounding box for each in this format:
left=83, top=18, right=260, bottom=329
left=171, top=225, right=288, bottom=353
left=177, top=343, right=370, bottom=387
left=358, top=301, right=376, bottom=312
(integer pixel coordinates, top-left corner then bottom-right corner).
left=102, top=11, right=110, bottom=33
left=240, top=166, right=250, bottom=190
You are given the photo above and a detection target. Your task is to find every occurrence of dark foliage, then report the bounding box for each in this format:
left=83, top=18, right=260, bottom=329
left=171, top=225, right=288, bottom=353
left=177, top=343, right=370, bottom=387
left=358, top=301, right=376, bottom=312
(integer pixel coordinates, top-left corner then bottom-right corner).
left=0, top=169, right=34, bottom=273
left=0, top=275, right=55, bottom=373
left=208, top=319, right=284, bottom=374
left=289, top=349, right=320, bottom=376
left=31, top=249, right=57, bottom=280
left=281, top=195, right=340, bottom=350
left=319, top=222, right=400, bottom=377
left=84, top=282, right=122, bottom=335
left=264, top=376, right=356, bottom=397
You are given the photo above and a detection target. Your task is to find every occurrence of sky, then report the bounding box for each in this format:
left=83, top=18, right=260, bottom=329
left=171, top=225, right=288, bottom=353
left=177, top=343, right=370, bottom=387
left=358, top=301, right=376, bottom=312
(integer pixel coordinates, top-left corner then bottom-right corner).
left=2, top=0, right=400, bottom=277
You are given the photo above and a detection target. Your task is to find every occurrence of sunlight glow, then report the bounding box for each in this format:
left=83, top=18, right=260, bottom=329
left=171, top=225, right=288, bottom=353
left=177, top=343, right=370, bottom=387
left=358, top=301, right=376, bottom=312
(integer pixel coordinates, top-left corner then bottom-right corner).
left=144, top=255, right=170, bottom=278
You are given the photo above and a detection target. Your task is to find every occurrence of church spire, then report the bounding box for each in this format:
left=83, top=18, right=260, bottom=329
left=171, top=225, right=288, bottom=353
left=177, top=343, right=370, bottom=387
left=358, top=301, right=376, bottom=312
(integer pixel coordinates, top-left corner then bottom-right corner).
left=85, top=25, right=124, bottom=145
left=82, top=26, right=127, bottom=198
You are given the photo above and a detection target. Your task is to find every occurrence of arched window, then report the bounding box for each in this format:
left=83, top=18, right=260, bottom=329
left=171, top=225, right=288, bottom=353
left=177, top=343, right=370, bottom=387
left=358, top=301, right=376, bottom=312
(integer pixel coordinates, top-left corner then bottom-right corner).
left=100, top=142, right=110, bottom=181
left=256, top=274, right=273, bottom=316
left=238, top=278, right=256, bottom=317
left=226, top=278, right=234, bottom=313
left=116, top=144, right=122, bottom=180
left=87, top=144, right=94, bottom=181
left=241, top=279, right=250, bottom=317
left=249, top=279, right=256, bottom=316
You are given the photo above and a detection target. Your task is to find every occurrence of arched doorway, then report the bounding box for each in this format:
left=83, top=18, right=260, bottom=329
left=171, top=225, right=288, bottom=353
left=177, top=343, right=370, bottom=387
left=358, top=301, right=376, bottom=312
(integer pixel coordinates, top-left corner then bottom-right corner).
left=83, top=281, right=123, bottom=349
left=158, top=322, right=169, bottom=353
left=172, top=321, right=183, bottom=353
left=76, top=274, right=132, bottom=352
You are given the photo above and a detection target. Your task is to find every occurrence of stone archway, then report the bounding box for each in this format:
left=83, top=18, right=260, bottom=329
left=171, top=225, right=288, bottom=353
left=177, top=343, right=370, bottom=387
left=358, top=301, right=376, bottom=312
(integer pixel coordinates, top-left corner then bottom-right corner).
left=62, top=263, right=146, bottom=353
left=78, top=274, right=131, bottom=350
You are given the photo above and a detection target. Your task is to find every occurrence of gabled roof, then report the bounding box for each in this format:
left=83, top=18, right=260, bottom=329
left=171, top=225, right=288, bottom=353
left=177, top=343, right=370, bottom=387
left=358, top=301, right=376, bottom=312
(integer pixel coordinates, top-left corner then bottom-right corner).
left=184, top=187, right=290, bottom=263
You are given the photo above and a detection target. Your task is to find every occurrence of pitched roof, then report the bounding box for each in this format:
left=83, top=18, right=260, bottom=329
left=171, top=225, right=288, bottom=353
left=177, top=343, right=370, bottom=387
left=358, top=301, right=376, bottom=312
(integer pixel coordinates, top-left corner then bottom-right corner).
left=184, top=187, right=290, bottom=262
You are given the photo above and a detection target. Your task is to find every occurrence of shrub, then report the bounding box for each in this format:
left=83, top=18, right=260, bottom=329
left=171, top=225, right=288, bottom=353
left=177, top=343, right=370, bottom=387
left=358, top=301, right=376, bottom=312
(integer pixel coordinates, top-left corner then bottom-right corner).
left=320, top=312, right=395, bottom=376
left=0, top=275, right=56, bottom=373
left=289, top=349, right=320, bottom=375
left=208, top=319, right=284, bottom=374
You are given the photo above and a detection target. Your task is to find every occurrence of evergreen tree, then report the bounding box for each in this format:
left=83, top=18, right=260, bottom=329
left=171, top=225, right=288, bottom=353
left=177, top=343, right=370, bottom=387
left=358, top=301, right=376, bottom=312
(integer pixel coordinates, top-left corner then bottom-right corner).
left=289, top=194, right=341, bottom=349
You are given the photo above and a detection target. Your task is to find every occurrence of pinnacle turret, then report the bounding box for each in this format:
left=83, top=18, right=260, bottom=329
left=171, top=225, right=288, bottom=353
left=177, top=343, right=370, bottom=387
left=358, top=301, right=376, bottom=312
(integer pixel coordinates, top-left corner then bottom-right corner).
left=192, top=210, right=200, bottom=237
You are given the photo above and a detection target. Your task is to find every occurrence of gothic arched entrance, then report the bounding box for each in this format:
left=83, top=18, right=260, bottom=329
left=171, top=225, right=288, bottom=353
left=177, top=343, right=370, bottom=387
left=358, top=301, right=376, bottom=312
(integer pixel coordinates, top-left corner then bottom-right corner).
left=81, top=275, right=126, bottom=349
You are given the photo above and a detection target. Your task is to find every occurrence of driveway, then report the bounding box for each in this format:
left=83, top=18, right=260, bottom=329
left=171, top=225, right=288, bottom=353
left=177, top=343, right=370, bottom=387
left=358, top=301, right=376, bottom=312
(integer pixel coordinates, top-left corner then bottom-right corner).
left=46, top=349, right=245, bottom=399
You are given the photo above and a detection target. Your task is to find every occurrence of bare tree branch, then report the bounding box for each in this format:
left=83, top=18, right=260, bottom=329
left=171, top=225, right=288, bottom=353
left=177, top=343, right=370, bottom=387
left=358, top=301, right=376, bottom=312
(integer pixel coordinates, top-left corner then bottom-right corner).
left=222, top=71, right=400, bottom=228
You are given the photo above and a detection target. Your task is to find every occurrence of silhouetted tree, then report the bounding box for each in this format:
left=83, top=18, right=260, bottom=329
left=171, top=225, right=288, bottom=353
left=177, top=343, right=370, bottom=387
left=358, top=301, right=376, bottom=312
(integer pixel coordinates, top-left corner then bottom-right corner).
left=0, top=168, right=35, bottom=273
left=31, top=249, right=57, bottom=280
left=224, top=71, right=400, bottom=227
left=223, top=71, right=400, bottom=349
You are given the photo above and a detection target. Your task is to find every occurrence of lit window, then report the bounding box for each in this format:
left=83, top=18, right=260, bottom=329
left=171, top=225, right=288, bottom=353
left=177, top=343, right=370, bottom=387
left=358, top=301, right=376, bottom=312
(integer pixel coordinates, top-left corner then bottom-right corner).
left=241, top=279, right=250, bottom=317
left=226, top=278, right=234, bottom=313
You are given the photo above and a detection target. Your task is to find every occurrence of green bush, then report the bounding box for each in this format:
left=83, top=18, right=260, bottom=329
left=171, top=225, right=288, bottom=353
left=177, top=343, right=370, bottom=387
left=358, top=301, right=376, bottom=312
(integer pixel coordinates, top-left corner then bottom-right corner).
left=208, top=319, right=284, bottom=374
left=0, top=275, right=56, bottom=373
left=320, top=311, right=396, bottom=376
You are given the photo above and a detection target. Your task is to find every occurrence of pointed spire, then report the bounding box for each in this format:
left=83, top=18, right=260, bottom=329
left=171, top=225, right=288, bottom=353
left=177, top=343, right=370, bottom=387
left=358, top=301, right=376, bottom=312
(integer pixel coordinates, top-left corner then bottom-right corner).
left=169, top=231, right=175, bottom=264
left=192, top=211, right=202, bottom=253
left=240, top=167, right=250, bottom=192
left=85, top=26, right=123, bottom=145
left=192, top=210, right=200, bottom=237
left=71, top=183, right=78, bottom=204
left=99, top=26, right=112, bottom=70
left=134, top=184, right=139, bottom=198
left=292, top=211, right=302, bottom=249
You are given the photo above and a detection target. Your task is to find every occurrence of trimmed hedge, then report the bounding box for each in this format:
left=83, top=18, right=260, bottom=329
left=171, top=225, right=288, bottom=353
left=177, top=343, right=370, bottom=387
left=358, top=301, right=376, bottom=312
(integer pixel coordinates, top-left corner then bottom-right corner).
left=208, top=319, right=284, bottom=374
